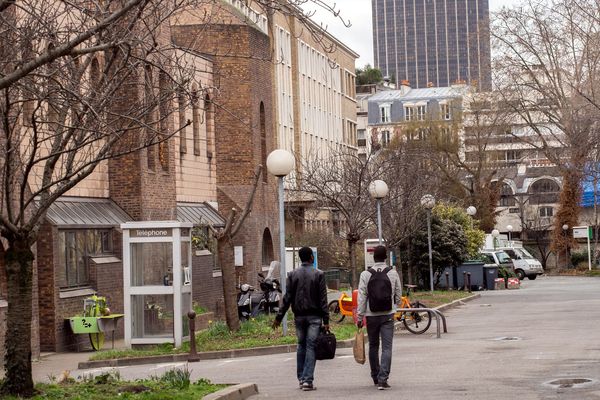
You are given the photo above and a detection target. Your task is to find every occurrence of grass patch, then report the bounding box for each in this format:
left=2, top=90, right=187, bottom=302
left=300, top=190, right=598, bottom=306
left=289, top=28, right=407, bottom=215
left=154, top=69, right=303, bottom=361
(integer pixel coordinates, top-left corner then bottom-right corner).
left=408, top=290, right=474, bottom=308
left=1, top=370, right=225, bottom=400
left=91, top=315, right=357, bottom=361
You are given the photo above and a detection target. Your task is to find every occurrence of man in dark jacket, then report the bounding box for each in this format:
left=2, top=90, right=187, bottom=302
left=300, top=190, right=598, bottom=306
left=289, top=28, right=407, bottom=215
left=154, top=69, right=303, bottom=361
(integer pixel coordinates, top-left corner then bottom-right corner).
left=273, top=247, right=329, bottom=391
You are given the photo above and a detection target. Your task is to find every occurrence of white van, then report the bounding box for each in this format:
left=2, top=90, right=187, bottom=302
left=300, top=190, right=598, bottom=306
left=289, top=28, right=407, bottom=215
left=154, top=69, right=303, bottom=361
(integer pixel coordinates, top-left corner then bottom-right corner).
left=499, top=247, right=544, bottom=280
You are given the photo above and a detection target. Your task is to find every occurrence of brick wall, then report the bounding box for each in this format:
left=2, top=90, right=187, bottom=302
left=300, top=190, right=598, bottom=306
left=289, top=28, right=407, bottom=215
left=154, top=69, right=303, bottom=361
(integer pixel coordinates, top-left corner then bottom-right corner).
left=192, top=253, right=224, bottom=318
left=37, top=224, right=125, bottom=352
left=172, top=22, right=281, bottom=300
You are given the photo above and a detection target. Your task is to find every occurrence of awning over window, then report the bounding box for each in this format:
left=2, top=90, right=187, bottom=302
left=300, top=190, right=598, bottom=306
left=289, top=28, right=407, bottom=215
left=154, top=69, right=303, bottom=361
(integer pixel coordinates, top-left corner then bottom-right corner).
left=46, top=197, right=131, bottom=227
left=177, top=202, right=225, bottom=228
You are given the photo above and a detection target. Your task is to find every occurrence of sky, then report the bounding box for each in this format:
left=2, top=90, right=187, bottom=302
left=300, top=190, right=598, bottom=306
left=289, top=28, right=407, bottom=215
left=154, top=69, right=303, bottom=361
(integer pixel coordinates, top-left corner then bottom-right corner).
left=305, top=0, right=521, bottom=67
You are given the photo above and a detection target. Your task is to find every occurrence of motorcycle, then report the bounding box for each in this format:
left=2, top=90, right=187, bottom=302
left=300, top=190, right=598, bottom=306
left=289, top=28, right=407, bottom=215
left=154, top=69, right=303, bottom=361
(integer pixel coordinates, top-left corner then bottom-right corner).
left=258, top=267, right=282, bottom=315
left=237, top=261, right=282, bottom=320
left=237, top=283, right=263, bottom=320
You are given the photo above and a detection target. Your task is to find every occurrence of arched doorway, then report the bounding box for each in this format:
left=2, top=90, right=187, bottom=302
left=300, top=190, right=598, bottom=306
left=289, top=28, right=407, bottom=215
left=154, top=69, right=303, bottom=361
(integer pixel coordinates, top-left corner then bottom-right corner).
left=261, top=228, right=274, bottom=268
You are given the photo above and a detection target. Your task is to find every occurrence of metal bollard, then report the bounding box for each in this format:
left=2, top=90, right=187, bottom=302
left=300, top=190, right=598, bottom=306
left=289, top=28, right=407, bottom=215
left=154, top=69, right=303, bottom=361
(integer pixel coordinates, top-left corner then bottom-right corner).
left=463, top=271, right=467, bottom=291
left=467, top=273, right=472, bottom=293
left=187, top=311, right=199, bottom=362
left=445, top=272, right=450, bottom=290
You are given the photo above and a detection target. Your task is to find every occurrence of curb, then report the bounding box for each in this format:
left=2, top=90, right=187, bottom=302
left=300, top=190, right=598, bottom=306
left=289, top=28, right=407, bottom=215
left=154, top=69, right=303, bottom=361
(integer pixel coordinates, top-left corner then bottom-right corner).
left=78, top=294, right=481, bottom=370
left=204, top=383, right=258, bottom=400
left=78, top=340, right=355, bottom=370
left=435, top=293, right=480, bottom=312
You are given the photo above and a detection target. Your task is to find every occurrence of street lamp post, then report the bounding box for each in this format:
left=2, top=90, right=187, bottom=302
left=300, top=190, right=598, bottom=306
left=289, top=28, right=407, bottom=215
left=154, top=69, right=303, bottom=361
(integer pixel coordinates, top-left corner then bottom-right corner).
left=562, top=224, right=569, bottom=269
left=466, top=206, right=477, bottom=229
left=491, top=229, right=500, bottom=250
left=507, top=225, right=513, bottom=247
left=266, top=149, right=295, bottom=336
left=369, top=180, right=389, bottom=245
left=421, top=194, right=436, bottom=292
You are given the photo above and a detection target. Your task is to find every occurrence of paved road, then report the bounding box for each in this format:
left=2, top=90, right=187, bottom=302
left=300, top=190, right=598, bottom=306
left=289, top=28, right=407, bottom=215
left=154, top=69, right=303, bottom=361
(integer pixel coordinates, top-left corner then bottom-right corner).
left=75, top=276, right=600, bottom=399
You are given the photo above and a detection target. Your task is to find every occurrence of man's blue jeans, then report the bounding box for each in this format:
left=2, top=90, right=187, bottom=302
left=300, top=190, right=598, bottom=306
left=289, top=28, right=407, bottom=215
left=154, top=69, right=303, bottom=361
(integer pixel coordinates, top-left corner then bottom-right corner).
left=294, top=315, right=322, bottom=384
left=366, top=314, right=394, bottom=383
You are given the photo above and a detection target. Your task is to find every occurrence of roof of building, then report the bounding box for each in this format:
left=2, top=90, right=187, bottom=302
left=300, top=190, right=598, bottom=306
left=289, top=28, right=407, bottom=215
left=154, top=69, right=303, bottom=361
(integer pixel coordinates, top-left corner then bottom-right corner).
left=46, top=197, right=131, bottom=227
left=368, top=85, right=472, bottom=102
left=177, top=202, right=225, bottom=228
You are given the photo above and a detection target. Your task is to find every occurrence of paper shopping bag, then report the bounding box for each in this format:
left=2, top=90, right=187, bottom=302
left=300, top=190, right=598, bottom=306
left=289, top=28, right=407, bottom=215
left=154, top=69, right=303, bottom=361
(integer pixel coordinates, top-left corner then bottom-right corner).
left=353, top=328, right=366, bottom=364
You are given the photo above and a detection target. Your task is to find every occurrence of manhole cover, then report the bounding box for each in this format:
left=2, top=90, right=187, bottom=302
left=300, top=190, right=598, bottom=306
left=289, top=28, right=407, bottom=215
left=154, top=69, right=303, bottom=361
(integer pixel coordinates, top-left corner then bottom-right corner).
left=544, top=378, right=594, bottom=389
left=492, top=336, right=521, bottom=341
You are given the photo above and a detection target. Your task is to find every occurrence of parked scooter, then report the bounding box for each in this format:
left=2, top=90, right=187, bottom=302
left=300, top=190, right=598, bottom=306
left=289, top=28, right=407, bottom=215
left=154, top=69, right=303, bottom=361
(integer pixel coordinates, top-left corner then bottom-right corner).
left=258, top=261, right=282, bottom=314
left=237, top=283, right=263, bottom=320
left=237, top=261, right=283, bottom=320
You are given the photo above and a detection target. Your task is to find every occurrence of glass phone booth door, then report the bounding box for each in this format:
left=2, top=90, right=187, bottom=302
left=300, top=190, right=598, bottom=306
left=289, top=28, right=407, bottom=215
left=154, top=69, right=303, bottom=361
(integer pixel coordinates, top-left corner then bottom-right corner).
left=122, top=221, right=192, bottom=347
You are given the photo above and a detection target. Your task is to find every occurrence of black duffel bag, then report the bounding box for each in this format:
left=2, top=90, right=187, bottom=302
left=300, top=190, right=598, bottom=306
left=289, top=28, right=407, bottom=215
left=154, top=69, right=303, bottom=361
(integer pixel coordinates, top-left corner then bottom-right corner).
left=315, top=326, right=336, bottom=360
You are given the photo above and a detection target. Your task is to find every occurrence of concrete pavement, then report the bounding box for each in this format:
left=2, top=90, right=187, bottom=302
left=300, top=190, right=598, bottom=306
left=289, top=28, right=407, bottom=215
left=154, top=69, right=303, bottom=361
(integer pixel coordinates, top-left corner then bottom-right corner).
left=36, top=276, right=600, bottom=399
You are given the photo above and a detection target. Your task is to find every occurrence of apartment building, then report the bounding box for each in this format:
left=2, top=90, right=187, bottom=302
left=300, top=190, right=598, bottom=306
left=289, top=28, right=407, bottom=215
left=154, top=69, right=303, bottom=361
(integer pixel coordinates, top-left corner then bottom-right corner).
left=365, top=82, right=471, bottom=151
left=371, top=0, right=491, bottom=91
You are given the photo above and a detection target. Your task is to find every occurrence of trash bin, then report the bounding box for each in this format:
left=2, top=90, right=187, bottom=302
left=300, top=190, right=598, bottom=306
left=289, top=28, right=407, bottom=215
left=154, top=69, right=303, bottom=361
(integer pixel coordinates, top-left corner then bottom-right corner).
left=438, top=266, right=456, bottom=289
left=456, top=261, right=485, bottom=290
left=483, top=265, right=499, bottom=290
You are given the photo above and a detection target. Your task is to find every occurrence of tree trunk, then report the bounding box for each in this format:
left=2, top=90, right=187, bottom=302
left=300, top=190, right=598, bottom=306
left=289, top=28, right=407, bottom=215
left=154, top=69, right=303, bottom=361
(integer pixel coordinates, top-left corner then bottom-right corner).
left=2, top=237, right=35, bottom=397
left=219, top=240, right=240, bottom=332
left=347, top=239, right=357, bottom=289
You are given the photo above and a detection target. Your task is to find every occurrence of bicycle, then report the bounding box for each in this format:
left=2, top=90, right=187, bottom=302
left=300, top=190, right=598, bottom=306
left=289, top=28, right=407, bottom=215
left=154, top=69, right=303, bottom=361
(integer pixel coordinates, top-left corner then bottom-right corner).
left=395, top=284, right=432, bottom=334
left=327, top=284, right=432, bottom=334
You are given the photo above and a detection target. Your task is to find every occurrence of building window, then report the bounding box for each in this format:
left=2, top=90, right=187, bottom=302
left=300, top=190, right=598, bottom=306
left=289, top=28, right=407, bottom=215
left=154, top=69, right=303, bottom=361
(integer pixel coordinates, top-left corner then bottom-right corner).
left=529, top=179, right=560, bottom=205
left=357, top=129, right=366, bottom=147
left=178, top=89, right=187, bottom=154
left=381, top=130, right=391, bottom=147
left=440, top=103, right=451, bottom=120
left=144, top=65, right=156, bottom=171
left=404, top=106, right=413, bottom=121
left=59, top=229, right=113, bottom=288
left=505, top=150, right=522, bottom=162
left=416, top=105, right=426, bottom=121
left=158, top=71, right=170, bottom=171
left=205, top=94, right=214, bottom=160
left=539, top=206, right=553, bottom=217
left=409, top=128, right=427, bottom=141
left=497, top=183, right=516, bottom=206
left=191, top=83, right=200, bottom=156
left=380, top=104, right=391, bottom=123
left=260, top=102, right=267, bottom=183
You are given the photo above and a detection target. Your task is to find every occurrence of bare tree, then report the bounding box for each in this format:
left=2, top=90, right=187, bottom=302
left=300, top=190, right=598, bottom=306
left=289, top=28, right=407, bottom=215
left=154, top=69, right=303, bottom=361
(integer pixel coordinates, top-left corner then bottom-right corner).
left=208, top=165, right=263, bottom=332
left=0, top=1, right=208, bottom=394
left=376, top=136, right=441, bottom=284
left=296, top=148, right=382, bottom=287
left=492, top=0, right=600, bottom=256
left=0, top=0, right=350, bottom=395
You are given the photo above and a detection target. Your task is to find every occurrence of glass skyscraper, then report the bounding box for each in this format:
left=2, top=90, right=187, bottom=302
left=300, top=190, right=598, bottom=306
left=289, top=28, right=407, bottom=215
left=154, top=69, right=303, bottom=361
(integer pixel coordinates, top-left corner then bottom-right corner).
left=372, top=0, right=491, bottom=91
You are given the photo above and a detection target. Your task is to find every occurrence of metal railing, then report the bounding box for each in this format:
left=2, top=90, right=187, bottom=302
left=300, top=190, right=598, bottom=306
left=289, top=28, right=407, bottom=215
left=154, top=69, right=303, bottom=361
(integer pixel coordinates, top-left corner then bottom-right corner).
left=394, top=308, right=447, bottom=338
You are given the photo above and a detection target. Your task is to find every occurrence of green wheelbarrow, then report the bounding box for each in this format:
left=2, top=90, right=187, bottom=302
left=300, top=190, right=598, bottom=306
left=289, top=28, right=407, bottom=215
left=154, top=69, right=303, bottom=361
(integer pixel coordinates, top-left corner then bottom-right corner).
left=68, top=314, right=124, bottom=351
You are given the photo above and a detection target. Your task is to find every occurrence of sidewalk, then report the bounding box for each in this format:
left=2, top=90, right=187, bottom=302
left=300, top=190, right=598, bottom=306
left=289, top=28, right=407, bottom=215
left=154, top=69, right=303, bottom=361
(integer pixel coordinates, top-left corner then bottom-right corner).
left=31, top=293, right=478, bottom=382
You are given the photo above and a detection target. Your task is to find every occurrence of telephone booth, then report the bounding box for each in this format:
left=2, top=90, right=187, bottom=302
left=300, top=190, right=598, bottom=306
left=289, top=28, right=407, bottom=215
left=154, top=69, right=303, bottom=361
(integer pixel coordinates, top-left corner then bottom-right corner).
left=121, top=221, right=193, bottom=347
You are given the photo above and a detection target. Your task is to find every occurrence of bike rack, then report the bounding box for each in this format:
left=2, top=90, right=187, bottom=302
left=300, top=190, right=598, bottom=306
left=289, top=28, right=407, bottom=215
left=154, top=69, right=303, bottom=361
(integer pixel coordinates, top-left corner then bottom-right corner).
left=395, top=308, right=447, bottom=338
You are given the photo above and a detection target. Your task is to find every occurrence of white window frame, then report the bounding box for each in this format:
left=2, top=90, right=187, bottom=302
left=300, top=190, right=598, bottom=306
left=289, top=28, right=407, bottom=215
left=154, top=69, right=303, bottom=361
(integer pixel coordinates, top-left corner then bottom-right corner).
left=416, top=105, right=427, bottom=121
left=380, top=104, right=391, bottom=123
left=381, top=130, right=391, bottom=146
left=404, top=106, right=413, bottom=121
left=440, top=102, right=451, bottom=120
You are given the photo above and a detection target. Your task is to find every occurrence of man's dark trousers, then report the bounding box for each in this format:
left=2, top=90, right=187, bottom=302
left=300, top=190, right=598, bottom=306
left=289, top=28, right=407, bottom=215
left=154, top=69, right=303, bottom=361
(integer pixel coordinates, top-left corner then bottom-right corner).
left=366, top=313, right=394, bottom=384
left=295, top=315, right=321, bottom=384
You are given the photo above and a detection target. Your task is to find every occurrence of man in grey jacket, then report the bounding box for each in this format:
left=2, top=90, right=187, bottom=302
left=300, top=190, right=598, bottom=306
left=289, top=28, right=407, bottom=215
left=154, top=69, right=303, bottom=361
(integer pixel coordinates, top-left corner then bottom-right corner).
left=356, top=245, right=402, bottom=390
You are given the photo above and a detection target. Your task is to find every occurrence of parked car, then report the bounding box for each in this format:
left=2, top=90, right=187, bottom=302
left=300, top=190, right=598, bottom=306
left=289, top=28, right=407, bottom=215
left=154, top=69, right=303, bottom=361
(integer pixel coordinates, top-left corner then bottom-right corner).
left=480, top=250, right=514, bottom=270
left=499, top=247, right=544, bottom=280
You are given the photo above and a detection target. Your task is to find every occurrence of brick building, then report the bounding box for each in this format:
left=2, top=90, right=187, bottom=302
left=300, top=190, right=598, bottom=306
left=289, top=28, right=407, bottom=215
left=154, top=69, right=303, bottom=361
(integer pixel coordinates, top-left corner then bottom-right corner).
left=1, top=0, right=359, bottom=355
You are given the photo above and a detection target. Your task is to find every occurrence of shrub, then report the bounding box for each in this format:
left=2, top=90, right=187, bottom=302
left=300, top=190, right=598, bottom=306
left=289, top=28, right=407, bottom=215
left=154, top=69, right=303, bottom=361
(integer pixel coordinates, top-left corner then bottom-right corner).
left=571, top=250, right=588, bottom=267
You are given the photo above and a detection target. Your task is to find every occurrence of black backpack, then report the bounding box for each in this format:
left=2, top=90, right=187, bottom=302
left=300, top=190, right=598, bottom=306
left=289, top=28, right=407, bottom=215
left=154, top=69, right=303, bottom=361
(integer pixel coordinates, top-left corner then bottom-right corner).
left=367, top=267, right=393, bottom=312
